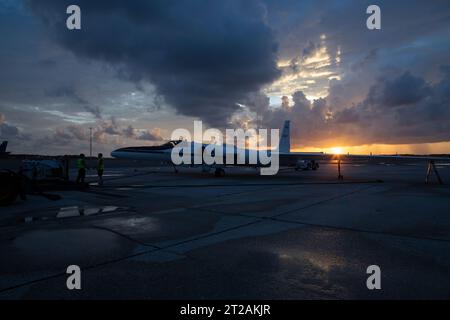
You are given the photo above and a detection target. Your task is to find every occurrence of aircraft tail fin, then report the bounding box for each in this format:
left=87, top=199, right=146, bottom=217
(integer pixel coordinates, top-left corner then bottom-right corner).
left=278, top=121, right=290, bottom=153
left=0, top=141, right=7, bottom=153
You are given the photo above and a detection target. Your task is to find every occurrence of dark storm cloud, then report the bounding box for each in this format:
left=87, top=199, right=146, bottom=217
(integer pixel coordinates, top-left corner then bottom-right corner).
left=28, top=0, right=280, bottom=127
left=366, top=72, right=431, bottom=108
left=265, top=0, right=450, bottom=59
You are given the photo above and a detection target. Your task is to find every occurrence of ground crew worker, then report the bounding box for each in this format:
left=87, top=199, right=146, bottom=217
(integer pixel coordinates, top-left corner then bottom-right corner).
left=97, top=153, right=104, bottom=186
left=76, top=153, right=86, bottom=184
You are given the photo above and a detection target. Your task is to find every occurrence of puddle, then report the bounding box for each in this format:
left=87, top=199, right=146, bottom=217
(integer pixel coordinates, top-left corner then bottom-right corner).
left=56, top=205, right=119, bottom=218
left=11, top=206, right=124, bottom=226
left=5, top=228, right=138, bottom=270
left=21, top=216, right=51, bottom=224
left=86, top=173, right=124, bottom=178
left=57, top=206, right=82, bottom=218
left=114, top=185, right=146, bottom=191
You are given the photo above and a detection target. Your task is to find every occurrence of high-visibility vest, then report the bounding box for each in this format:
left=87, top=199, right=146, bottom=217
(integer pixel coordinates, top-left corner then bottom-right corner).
left=77, top=158, right=86, bottom=169
left=98, top=158, right=104, bottom=170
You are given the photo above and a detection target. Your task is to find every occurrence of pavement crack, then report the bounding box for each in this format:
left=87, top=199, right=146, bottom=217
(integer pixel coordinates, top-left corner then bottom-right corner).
left=267, top=216, right=450, bottom=244
left=271, top=184, right=378, bottom=218
left=90, top=225, right=159, bottom=248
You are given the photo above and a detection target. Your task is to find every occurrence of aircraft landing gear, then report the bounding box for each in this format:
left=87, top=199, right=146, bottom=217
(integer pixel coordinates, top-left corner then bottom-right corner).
left=215, top=168, right=225, bottom=177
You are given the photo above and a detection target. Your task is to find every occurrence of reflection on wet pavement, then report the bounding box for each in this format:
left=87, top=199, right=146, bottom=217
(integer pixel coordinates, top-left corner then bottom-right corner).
left=7, top=206, right=124, bottom=227
left=57, top=206, right=119, bottom=218
left=1, top=163, right=450, bottom=299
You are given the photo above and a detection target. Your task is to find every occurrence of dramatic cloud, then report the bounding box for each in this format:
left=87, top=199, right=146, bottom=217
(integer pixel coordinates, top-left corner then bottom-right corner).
left=46, top=85, right=102, bottom=119
left=41, top=116, right=164, bottom=151
left=244, top=68, right=450, bottom=147
left=28, top=0, right=280, bottom=127
left=266, top=35, right=342, bottom=101
left=137, top=128, right=164, bottom=141
left=367, top=72, right=431, bottom=108
left=1, top=1, right=450, bottom=154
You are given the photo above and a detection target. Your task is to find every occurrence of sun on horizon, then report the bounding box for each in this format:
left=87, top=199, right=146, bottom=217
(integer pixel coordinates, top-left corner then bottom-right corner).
left=329, top=147, right=345, bottom=155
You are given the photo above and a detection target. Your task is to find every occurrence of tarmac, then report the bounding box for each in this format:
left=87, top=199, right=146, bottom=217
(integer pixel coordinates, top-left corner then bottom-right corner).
left=1, top=159, right=450, bottom=299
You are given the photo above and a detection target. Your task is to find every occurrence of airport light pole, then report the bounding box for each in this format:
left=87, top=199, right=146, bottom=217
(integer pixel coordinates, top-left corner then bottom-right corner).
left=89, top=127, right=93, bottom=158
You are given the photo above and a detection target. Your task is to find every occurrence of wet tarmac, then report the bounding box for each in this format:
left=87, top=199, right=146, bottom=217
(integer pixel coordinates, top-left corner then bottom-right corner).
left=0, top=160, right=450, bottom=299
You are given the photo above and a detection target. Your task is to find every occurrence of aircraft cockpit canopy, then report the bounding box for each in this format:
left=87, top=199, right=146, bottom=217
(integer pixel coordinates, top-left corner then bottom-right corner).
left=164, top=140, right=183, bottom=148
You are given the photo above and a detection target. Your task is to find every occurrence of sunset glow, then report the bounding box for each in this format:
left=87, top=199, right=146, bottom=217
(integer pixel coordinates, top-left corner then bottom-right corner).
left=294, top=141, right=450, bottom=155
left=329, top=147, right=344, bottom=155
left=0, top=1, right=449, bottom=157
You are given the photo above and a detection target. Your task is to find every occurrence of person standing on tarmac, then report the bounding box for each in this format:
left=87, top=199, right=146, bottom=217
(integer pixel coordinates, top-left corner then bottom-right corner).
left=76, top=153, right=86, bottom=184
left=97, top=153, right=104, bottom=186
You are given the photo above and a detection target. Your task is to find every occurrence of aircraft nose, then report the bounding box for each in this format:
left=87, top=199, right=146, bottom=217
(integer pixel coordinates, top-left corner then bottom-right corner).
left=111, top=149, right=121, bottom=158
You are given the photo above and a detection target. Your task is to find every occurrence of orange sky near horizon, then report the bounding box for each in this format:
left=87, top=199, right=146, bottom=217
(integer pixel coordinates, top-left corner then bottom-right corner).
left=295, top=141, right=450, bottom=155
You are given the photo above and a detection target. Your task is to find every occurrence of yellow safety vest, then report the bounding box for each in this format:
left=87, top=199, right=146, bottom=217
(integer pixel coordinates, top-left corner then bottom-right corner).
left=77, top=159, right=86, bottom=169
left=98, top=158, right=104, bottom=170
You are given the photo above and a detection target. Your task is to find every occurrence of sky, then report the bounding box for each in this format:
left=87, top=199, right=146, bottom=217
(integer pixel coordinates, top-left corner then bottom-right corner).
left=0, top=0, right=450, bottom=155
